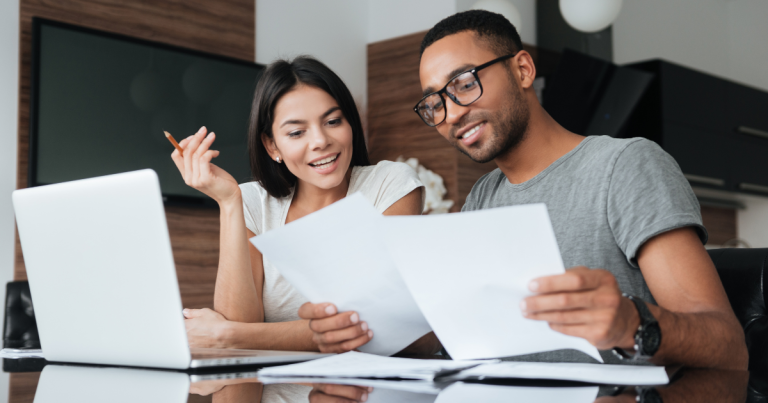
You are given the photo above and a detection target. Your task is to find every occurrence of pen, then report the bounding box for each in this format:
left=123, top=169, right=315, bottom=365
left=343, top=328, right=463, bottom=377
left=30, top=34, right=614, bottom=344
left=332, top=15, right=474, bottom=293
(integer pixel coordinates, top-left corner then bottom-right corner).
left=164, top=131, right=184, bottom=156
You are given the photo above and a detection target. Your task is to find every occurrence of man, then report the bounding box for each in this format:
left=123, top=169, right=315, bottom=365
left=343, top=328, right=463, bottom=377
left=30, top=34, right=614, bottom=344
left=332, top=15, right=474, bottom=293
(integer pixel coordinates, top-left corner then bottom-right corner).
left=301, top=10, right=747, bottom=369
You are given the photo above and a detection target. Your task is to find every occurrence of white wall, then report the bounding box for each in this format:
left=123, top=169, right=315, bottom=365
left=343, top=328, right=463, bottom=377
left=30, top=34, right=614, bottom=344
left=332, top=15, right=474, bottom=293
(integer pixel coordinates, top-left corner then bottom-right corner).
left=0, top=0, right=19, bottom=398
left=455, top=0, right=536, bottom=45
left=255, top=0, right=369, bottom=109
left=614, top=0, right=768, bottom=92
left=613, top=0, right=768, bottom=246
left=368, top=0, right=456, bottom=44
left=255, top=0, right=536, bottom=115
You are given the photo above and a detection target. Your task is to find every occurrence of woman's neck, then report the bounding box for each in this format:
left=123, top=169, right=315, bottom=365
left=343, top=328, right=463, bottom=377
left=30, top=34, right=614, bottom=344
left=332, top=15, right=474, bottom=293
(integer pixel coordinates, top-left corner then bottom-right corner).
left=286, top=168, right=353, bottom=223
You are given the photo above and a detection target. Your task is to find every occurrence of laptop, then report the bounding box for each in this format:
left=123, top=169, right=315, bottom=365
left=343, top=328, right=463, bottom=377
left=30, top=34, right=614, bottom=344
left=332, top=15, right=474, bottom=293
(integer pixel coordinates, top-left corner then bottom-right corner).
left=13, top=169, right=330, bottom=370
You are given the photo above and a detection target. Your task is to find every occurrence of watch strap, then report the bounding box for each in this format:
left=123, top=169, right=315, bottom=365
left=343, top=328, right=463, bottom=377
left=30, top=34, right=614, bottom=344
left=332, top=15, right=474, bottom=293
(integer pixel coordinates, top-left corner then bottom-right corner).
left=612, top=295, right=660, bottom=361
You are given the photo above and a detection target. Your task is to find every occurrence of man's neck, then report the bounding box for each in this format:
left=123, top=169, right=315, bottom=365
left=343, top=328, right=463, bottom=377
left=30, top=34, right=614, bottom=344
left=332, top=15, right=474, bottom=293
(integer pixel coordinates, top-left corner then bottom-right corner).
left=494, top=106, right=585, bottom=185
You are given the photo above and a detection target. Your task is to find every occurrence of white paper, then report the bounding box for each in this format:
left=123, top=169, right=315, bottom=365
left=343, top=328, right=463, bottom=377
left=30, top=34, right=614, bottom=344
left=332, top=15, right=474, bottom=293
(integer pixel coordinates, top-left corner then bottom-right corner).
left=250, top=193, right=431, bottom=356
left=257, top=351, right=492, bottom=381
left=435, top=382, right=599, bottom=403
left=452, top=361, right=669, bottom=385
left=382, top=204, right=603, bottom=362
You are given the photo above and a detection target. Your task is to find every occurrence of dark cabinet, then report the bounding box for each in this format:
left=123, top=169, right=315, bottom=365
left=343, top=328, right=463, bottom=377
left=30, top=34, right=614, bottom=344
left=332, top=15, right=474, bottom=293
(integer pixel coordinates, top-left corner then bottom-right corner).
left=660, top=62, right=729, bottom=133
left=624, top=60, right=768, bottom=196
left=663, top=122, right=729, bottom=188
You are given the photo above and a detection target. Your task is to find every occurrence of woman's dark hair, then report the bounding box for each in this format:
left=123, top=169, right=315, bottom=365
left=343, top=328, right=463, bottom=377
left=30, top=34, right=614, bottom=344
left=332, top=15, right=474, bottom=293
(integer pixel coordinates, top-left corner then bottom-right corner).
left=248, top=56, right=370, bottom=198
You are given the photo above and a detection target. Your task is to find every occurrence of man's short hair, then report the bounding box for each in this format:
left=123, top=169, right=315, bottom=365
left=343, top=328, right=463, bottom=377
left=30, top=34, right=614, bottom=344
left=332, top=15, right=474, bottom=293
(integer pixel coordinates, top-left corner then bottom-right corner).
left=420, top=10, right=524, bottom=58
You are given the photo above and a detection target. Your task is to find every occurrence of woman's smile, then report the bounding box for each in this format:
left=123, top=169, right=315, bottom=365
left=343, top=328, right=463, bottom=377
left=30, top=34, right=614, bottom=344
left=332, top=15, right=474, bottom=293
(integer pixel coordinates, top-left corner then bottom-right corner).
left=308, top=152, right=340, bottom=173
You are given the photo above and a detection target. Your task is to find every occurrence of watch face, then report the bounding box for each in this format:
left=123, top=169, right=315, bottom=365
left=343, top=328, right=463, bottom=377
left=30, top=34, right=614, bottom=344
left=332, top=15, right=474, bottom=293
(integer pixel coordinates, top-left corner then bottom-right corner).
left=641, top=322, right=662, bottom=355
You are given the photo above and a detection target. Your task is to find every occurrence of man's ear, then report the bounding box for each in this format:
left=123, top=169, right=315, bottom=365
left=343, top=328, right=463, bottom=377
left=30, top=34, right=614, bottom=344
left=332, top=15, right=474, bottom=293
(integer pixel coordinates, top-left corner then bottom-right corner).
left=262, top=133, right=280, bottom=161
left=513, top=50, right=537, bottom=90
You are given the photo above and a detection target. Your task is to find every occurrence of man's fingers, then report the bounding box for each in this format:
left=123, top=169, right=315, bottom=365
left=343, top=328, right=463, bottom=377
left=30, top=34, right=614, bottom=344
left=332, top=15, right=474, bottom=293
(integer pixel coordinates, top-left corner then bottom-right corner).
left=523, top=307, right=603, bottom=324
left=309, top=311, right=360, bottom=333
left=522, top=290, right=601, bottom=313
left=312, top=384, right=370, bottom=402
left=299, top=302, right=338, bottom=320
left=313, top=322, right=369, bottom=345
left=529, top=267, right=605, bottom=293
left=183, top=308, right=202, bottom=319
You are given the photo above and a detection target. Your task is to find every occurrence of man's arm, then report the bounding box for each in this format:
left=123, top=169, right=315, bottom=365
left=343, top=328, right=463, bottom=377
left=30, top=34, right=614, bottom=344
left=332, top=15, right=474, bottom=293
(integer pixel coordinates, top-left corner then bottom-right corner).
left=522, top=227, right=748, bottom=370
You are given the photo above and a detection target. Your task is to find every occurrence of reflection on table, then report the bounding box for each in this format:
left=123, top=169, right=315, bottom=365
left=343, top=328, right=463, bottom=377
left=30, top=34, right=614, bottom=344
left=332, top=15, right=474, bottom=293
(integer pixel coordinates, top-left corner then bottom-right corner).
left=2, top=358, right=759, bottom=403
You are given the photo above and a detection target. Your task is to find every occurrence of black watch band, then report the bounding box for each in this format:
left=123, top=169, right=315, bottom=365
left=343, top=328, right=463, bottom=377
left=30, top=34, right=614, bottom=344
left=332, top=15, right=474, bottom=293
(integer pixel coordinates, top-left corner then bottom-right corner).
left=612, top=294, right=661, bottom=362
left=636, top=386, right=663, bottom=403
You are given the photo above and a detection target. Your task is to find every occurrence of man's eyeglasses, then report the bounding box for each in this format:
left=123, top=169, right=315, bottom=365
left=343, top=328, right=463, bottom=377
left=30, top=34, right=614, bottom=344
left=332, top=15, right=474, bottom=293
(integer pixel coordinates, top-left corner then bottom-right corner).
left=413, top=53, right=517, bottom=127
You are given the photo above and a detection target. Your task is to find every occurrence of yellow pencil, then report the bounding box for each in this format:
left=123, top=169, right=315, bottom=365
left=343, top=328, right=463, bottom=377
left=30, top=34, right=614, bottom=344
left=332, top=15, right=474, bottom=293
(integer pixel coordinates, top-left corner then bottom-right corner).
left=164, top=131, right=183, bottom=156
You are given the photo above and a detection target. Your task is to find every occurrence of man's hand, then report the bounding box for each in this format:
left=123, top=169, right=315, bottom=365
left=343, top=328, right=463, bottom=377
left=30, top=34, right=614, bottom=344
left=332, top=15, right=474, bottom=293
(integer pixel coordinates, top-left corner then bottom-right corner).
left=183, top=308, right=232, bottom=349
left=521, top=267, right=640, bottom=350
left=298, top=303, right=373, bottom=353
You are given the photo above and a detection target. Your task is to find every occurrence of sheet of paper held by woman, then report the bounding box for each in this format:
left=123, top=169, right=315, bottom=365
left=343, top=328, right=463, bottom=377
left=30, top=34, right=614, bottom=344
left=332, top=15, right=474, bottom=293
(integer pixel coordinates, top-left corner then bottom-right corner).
left=250, top=193, right=432, bottom=356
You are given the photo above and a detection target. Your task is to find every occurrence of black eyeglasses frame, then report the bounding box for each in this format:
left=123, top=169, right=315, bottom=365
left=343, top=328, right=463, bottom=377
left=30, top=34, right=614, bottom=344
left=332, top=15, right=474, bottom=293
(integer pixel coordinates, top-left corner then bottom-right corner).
left=413, top=53, right=517, bottom=127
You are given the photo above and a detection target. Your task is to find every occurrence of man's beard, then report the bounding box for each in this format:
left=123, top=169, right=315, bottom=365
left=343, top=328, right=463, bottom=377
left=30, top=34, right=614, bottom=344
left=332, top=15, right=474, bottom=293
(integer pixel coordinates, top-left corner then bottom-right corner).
left=455, top=84, right=530, bottom=164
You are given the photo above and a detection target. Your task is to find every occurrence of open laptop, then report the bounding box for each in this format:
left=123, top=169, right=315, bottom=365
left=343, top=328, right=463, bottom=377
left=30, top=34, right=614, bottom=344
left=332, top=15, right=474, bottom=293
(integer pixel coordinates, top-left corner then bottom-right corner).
left=13, top=169, right=330, bottom=370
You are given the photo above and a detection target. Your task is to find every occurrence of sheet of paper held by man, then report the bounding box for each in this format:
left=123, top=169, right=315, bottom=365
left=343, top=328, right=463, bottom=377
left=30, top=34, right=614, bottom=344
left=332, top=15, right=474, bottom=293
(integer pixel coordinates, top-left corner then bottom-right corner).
left=381, top=203, right=603, bottom=362
left=250, top=193, right=432, bottom=356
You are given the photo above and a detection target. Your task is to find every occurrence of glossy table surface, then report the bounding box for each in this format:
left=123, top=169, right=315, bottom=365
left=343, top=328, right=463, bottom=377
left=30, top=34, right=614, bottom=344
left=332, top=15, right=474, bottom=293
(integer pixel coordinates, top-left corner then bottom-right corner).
left=2, top=358, right=762, bottom=403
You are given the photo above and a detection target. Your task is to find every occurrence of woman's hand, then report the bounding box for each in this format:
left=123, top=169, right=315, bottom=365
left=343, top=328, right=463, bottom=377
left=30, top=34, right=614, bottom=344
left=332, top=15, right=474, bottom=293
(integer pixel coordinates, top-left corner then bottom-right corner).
left=170, top=126, right=240, bottom=206
left=183, top=308, right=232, bottom=349
left=298, top=303, right=373, bottom=353
left=309, top=384, right=372, bottom=403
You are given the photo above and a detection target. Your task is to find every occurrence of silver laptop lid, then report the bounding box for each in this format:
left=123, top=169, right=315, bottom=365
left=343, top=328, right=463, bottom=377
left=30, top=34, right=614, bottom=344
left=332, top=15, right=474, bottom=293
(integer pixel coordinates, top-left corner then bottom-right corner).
left=33, top=365, right=190, bottom=403
left=13, top=169, right=191, bottom=369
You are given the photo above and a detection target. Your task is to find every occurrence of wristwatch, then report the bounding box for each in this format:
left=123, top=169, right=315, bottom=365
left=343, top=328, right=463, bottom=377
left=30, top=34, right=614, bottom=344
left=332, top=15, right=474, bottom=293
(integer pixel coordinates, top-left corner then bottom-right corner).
left=612, top=294, right=662, bottom=362
left=635, top=386, right=663, bottom=403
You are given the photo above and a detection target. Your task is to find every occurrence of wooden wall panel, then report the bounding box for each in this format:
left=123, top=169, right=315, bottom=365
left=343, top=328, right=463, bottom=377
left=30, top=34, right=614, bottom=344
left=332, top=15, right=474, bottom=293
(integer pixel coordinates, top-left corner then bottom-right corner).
left=8, top=372, right=40, bottom=403
left=367, top=32, right=460, bottom=210
left=14, top=0, right=255, bottom=310
left=701, top=206, right=737, bottom=246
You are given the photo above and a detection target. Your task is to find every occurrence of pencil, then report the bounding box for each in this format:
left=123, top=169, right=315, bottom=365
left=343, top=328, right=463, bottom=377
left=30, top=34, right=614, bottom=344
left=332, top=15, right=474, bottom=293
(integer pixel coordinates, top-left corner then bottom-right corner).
left=164, top=131, right=184, bottom=156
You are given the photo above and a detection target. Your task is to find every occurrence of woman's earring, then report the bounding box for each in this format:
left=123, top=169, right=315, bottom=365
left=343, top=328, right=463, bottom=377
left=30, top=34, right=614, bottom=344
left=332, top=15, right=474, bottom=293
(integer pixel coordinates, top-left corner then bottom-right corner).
left=275, top=156, right=281, bottom=163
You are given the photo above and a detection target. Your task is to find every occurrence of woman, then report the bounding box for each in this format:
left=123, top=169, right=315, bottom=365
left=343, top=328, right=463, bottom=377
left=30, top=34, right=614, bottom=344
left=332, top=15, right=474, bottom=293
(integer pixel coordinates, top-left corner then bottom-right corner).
left=171, top=57, right=439, bottom=355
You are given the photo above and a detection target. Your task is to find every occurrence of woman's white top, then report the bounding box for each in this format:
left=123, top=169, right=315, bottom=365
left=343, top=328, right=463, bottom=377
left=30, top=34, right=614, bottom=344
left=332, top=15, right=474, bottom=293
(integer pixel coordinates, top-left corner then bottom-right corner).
left=239, top=160, right=424, bottom=323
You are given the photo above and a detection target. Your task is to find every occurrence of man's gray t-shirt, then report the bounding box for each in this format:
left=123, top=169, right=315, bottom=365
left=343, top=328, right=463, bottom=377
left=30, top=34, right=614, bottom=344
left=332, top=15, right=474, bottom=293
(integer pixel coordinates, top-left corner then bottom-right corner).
left=462, top=135, right=707, bottom=364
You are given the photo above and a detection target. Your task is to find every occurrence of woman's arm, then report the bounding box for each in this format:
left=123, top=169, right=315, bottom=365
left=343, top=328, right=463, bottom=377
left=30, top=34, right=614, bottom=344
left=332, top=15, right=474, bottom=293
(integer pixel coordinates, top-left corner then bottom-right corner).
left=213, top=209, right=263, bottom=323
left=171, top=128, right=261, bottom=323
left=172, top=128, right=322, bottom=351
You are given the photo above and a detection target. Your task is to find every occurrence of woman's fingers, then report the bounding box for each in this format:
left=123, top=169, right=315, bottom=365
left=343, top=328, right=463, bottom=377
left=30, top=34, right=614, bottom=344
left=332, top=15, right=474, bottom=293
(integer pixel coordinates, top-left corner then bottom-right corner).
left=311, top=384, right=370, bottom=402
left=312, top=321, right=369, bottom=345
left=183, top=127, right=206, bottom=185
left=319, top=331, right=373, bottom=353
left=299, top=302, right=338, bottom=320
left=170, top=136, right=193, bottom=177
left=199, top=150, right=220, bottom=178
left=190, top=130, right=209, bottom=185
left=309, top=311, right=360, bottom=333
